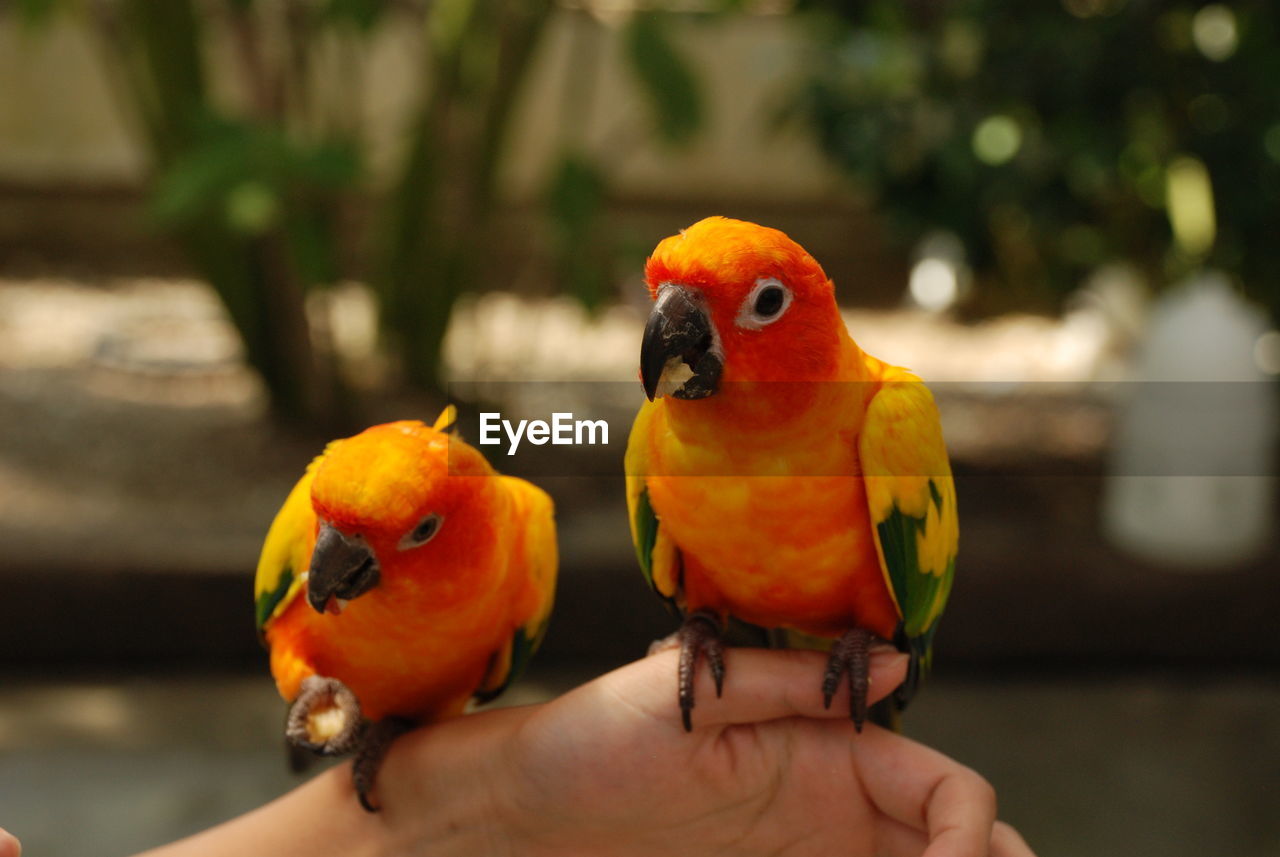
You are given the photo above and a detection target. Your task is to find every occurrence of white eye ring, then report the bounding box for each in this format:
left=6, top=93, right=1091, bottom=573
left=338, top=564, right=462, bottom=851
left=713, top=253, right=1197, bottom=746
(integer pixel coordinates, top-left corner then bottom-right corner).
left=398, top=513, right=443, bottom=551
left=736, top=277, right=793, bottom=329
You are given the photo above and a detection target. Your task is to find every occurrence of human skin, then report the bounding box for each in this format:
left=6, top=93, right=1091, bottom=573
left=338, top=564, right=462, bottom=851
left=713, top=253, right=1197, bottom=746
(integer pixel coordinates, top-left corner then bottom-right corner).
left=6, top=649, right=1034, bottom=857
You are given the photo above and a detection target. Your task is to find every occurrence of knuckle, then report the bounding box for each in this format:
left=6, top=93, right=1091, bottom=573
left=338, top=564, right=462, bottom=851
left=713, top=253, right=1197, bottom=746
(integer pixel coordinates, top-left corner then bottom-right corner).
left=963, top=768, right=997, bottom=810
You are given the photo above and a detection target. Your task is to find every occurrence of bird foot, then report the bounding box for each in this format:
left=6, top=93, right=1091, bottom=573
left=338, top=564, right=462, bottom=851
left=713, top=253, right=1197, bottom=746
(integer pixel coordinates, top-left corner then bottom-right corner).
left=353, top=717, right=416, bottom=813
left=669, top=610, right=725, bottom=733
left=286, top=675, right=365, bottom=756
left=822, top=628, right=874, bottom=732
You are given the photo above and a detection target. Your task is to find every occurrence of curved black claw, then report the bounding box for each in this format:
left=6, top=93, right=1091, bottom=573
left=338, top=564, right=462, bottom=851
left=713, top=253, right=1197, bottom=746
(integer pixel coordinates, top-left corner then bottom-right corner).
left=677, top=610, right=725, bottom=732
left=353, top=717, right=416, bottom=813
left=286, top=675, right=365, bottom=755
left=822, top=628, right=873, bottom=733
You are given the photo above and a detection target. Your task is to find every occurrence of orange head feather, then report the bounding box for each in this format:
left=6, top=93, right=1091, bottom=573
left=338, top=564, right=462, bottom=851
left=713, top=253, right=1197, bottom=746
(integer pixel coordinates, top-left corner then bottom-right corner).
left=643, top=216, right=845, bottom=384
left=310, top=420, right=498, bottom=573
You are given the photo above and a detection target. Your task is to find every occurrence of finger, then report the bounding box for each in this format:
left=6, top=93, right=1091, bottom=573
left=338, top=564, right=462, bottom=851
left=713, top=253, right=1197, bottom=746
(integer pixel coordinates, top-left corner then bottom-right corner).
left=991, top=821, right=1037, bottom=857
left=611, top=646, right=909, bottom=729
left=876, top=817, right=1037, bottom=857
left=854, top=728, right=997, bottom=857
left=874, top=814, right=930, bottom=857
left=919, top=770, right=998, bottom=857
left=0, top=827, right=21, bottom=857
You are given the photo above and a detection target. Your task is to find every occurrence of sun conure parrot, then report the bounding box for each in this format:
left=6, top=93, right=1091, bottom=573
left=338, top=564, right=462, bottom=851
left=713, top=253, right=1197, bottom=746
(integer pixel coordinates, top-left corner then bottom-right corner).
left=626, top=216, right=957, bottom=732
left=254, top=407, right=557, bottom=810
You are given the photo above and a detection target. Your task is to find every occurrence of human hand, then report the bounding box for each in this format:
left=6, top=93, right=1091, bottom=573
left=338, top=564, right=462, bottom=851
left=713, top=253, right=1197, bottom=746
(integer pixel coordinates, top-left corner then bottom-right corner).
left=138, top=648, right=1033, bottom=857
left=0, top=825, right=21, bottom=857
left=379, top=647, right=1034, bottom=857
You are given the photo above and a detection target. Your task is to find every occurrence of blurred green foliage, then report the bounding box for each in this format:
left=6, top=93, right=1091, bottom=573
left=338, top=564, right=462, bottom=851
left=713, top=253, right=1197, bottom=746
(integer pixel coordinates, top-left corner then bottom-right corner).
left=625, top=11, right=705, bottom=147
left=8, top=0, right=711, bottom=416
left=546, top=151, right=611, bottom=310
left=794, top=1, right=1280, bottom=317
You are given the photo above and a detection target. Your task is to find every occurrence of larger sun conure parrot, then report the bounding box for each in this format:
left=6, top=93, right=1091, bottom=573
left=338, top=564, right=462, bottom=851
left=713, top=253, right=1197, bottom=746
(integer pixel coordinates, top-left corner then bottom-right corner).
left=626, top=216, right=957, bottom=732
left=254, top=407, right=557, bottom=810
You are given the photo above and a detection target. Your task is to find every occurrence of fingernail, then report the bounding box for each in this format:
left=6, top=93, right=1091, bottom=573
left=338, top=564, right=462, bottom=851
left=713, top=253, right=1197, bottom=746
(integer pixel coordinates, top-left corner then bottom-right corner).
left=871, top=650, right=909, bottom=667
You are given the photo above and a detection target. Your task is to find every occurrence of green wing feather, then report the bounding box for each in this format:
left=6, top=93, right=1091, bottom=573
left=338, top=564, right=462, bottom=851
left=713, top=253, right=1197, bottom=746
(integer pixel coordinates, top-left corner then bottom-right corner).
left=859, top=376, right=958, bottom=707
left=254, top=453, right=328, bottom=636
left=625, top=401, right=684, bottom=614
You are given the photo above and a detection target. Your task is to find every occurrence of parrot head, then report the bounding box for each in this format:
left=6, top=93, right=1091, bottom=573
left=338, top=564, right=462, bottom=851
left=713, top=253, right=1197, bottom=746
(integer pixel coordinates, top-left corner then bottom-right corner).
left=640, top=216, right=843, bottom=401
left=303, top=417, right=494, bottom=615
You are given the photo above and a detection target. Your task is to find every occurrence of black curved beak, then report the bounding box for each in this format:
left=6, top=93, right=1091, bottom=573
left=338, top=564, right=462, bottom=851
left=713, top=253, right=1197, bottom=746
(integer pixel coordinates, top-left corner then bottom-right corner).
left=307, top=523, right=381, bottom=614
left=640, top=285, right=722, bottom=401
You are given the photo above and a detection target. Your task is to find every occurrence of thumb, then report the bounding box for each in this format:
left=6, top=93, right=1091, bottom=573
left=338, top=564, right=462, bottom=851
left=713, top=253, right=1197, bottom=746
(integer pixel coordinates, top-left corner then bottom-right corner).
left=0, top=827, right=21, bottom=857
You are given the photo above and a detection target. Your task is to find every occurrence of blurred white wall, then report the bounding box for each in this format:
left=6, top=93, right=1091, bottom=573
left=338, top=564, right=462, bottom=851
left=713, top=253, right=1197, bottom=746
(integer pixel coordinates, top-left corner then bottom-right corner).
left=0, top=19, right=145, bottom=182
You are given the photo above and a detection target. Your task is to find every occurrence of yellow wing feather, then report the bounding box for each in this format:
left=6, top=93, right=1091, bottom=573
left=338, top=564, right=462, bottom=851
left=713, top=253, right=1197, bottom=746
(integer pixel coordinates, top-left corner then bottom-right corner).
left=625, top=400, right=683, bottom=607
left=253, top=451, right=328, bottom=634
left=858, top=370, right=958, bottom=638
left=474, top=475, right=558, bottom=700
left=503, top=476, right=558, bottom=645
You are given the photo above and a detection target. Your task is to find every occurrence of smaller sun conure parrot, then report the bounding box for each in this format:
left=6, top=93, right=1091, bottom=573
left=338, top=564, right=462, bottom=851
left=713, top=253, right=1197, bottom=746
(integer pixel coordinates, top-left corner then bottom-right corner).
left=626, top=217, right=957, bottom=732
left=254, top=407, right=557, bottom=811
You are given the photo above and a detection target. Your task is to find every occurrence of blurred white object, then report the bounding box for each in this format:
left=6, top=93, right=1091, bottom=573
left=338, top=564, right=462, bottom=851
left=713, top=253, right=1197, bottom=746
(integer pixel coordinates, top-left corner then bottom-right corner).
left=907, top=231, right=970, bottom=313
left=1064, top=264, right=1150, bottom=381
left=1103, top=271, right=1277, bottom=569
left=1254, top=329, right=1280, bottom=376
left=1070, top=264, right=1150, bottom=349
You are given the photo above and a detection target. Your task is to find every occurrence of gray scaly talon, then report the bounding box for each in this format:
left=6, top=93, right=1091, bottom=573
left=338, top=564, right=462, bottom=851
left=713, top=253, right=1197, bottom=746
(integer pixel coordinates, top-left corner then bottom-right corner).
left=676, top=610, right=725, bottom=732
left=822, top=628, right=874, bottom=732
left=286, top=675, right=364, bottom=755
left=353, top=717, right=416, bottom=813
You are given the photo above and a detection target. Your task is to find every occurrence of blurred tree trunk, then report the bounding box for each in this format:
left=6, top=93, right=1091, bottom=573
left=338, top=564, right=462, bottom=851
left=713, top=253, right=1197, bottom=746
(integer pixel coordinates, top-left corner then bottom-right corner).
left=377, top=0, right=553, bottom=396
left=19, top=0, right=707, bottom=409
left=89, top=0, right=343, bottom=428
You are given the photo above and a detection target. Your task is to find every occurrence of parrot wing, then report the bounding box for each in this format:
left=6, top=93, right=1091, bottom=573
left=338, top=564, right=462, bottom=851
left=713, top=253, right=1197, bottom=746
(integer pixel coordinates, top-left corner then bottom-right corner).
left=625, top=400, right=685, bottom=615
left=474, top=477, right=559, bottom=703
left=254, top=449, right=331, bottom=635
left=857, top=371, right=958, bottom=704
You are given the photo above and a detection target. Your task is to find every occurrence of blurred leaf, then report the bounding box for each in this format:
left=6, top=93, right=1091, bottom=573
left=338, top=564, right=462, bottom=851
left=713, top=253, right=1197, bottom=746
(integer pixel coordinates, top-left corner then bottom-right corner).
left=323, top=0, right=390, bottom=32
left=546, top=151, right=611, bottom=309
left=624, top=11, right=704, bottom=147
left=149, top=120, right=253, bottom=227
left=149, top=115, right=359, bottom=230
left=13, top=0, right=65, bottom=27
left=547, top=151, right=606, bottom=233
left=225, top=182, right=279, bottom=235
left=431, top=0, right=477, bottom=53
left=285, top=205, right=343, bottom=285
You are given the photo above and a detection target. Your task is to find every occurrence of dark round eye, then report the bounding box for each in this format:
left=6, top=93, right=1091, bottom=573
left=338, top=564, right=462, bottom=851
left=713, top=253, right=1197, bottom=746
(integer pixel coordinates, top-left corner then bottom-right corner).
left=399, top=513, right=443, bottom=550
left=754, top=285, right=786, bottom=317
left=413, top=516, right=439, bottom=541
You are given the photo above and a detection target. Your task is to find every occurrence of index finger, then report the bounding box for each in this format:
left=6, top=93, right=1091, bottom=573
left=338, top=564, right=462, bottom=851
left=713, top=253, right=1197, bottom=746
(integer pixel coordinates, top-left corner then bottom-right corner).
left=854, top=727, right=1008, bottom=857
left=609, top=647, right=909, bottom=729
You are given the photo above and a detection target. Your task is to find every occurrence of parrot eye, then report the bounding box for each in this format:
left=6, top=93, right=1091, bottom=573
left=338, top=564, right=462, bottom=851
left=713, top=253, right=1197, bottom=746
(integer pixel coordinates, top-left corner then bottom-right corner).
left=398, top=513, right=443, bottom=551
left=737, top=278, right=792, bottom=329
